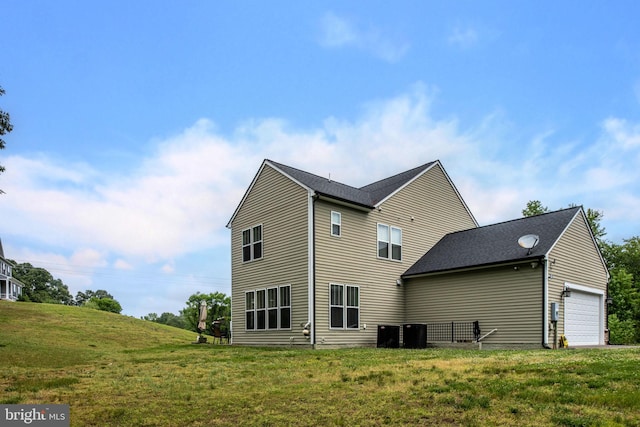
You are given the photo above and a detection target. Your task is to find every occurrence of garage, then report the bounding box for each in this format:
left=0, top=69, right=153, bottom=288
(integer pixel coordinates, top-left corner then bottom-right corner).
left=564, top=287, right=603, bottom=346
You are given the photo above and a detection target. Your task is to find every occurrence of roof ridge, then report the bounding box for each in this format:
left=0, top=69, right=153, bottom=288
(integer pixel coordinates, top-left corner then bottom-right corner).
left=266, top=159, right=364, bottom=192
left=359, top=161, right=436, bottom=190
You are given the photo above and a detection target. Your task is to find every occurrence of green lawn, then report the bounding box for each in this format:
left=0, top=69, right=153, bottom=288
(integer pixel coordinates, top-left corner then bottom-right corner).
left=1, top=301, right=639, bottom=426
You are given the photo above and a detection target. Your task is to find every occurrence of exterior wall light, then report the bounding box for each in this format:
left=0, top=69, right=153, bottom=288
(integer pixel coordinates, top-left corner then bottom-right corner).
left=561, top=288, right=572, bottom=298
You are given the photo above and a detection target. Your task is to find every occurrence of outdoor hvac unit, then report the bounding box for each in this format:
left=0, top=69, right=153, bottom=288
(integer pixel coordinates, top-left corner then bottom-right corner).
left=376, top=325, right=400, bottom=348
left=403, top=324, right=427, bottom=349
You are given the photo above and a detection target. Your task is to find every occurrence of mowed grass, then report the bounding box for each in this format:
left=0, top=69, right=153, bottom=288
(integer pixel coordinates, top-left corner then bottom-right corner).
left=1, top=301, right=639, bottom=426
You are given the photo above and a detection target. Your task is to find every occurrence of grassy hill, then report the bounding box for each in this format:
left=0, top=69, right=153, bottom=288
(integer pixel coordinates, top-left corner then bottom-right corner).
left=1, top=300, right=639, bottom=426
left=0, top=300, right=195, bottom=368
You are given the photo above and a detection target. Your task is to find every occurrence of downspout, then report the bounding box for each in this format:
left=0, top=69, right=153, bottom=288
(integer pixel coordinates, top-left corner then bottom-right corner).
left=308, top=192, right=316, bottom=346
left=542, top=256, right=551, bottom=349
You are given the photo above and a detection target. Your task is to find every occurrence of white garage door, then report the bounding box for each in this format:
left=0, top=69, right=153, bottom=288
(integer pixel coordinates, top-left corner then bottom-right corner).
left=565, top=290, right=602, bottom=345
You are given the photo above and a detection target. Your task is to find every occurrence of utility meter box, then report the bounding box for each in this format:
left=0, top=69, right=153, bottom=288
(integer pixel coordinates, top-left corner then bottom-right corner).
left=551, top=302, right=559, bottom=322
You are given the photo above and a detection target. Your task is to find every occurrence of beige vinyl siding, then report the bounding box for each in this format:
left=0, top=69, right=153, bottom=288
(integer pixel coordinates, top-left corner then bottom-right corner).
left=405, top=264, right=543, bottom=346
left=230, top=165, right=310, bottom=346
left=547, top=214, right=609, bottom=338
left=313, top=164, right=477, bottom=347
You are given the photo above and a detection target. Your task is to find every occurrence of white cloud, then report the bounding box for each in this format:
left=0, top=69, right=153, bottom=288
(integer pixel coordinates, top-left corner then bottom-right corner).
left=603, top=117, right=640, bottom=149
left=319, top=12, right=409, bottom=62
left=161, top=263, right=175, bottom=274
left=448, top=26, right=479, bottom=49
left=4, top=83, right=640, bottom=282
left=114, top=259, right=133, bottom=270
left=6, top=246, right=108, bottom=296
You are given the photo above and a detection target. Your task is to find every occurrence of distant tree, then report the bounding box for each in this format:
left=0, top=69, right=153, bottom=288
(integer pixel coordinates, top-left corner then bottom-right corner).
left=181, top=291, right=230, bottom=333
left=0, top=85, right=12, bottom=177
left=602, top=237, right=640, bottom=343
left=523, top=201, right=606, bottom=248
left=522, top=200, right=548, bottom=217
left=11, top=262, right=74, bottom=305
left=142, top=313, right=159, bottom=322
left=143, top=311, right=189, bottom=329
left=602, top=237, right=640, bottom=278
left=85, top=297, right=122, bottom=314
left=607, top=268, right=638, bottom=323
left=157, top=312, right=187, bottom=328
left=567, top=204, right=606, bottom=245
left=76, top=289, right=114, bottom=306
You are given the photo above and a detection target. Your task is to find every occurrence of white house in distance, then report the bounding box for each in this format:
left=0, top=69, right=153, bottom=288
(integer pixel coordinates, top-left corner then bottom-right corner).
left=0, top=239, right=24, bottom=302
left=227, top=159, right=610, bottom=349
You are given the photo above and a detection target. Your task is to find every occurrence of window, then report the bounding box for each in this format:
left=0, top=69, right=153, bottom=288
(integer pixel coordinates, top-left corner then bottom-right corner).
left=267, top=287, right=278, bottom=329
left=280, top=286, right=291, bottom=329
left=245, top=285, right=291, bottom=331
left=242, top=224, right=263, bottom=262
left=377, top=223, right=402, bottom=261
left=256, top=289, right=266, bottom=330
left=331, top=211, right=341, bottom=237
left=245, top=291, right=255, bottom=330
left=330, top=284, right=359, bottom=329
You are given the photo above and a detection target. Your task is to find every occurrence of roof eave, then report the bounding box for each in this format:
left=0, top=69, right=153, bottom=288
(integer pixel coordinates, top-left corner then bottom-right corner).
left=316, top=193, right=374, bottom=211
left=402, top=255, right=546, bottom=279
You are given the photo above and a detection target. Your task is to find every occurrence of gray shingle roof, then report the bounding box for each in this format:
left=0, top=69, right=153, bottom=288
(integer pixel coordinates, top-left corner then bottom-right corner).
left=360, top=162, right=437, bottom=205
left=268, top=160, right=437, bottom=208
left=403, top=207, right=582, bottom=277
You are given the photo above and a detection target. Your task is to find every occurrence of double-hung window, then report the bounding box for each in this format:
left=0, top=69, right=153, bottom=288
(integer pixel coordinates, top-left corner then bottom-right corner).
left=245, top=285, right=291, bottom=331
left=377, top=223, right=402, bottom=261
left=242, top=224, right=263, bottom=262
left=330, top=284, right=359, bottom=329
left=256, top=289, right=266, bottom=329
left=279, top=286, right=291, bottom=329
left=331, top=211, right=341, bottom=237
left=267, top=287, right=278, bottom=329
left=245, top=292, right=255, bottom=330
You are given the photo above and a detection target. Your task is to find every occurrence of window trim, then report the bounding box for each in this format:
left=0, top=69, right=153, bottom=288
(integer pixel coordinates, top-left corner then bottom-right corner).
left=331, top=211, right=342, bottom=237
left=377, top=223, right=402, bottom=261
left=329, top=283, right=360, bottom=330
left=242, top=224, right=263, bottom=263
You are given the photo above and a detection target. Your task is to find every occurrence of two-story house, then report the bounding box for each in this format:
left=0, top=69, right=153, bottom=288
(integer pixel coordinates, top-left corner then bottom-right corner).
left=227, top=159, right=609, bottom=348
left=0, top=239, right=24, bottom=302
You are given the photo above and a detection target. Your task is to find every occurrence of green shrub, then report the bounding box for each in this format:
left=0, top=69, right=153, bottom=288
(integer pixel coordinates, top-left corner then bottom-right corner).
left=608, top=314, right=638, bottom=344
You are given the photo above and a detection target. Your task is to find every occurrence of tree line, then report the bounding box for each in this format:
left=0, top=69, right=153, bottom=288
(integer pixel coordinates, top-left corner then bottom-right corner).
left=10, top=261, right=122, bottom=313
left=142, top=291, right=231, bottom=335
left=10, top=260, right=231, bottom=332
left=523, top=201, right=640, bottom=344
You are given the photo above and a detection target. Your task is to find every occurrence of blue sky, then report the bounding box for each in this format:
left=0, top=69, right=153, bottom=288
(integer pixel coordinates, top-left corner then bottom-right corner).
left=2, top=1, right=639, bottom=318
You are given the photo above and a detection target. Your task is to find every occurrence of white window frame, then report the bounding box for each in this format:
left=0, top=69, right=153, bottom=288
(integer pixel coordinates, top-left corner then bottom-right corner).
left=279, top=285, right=291, bottom=330
left=267, top=287, right=278, bottom=330
left=377, top=223, right=402, bottom=261
left=331, top=211, right=342, bottom=237
left=256, top=289, right=266, bottom=330
left=242, top=224, right=263, bottom=263
left=329, top=283, right=360, bottom=330
left=245, top=291, right=255, bottom=331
